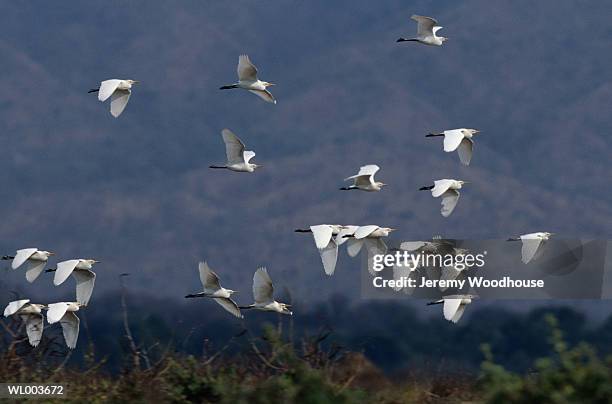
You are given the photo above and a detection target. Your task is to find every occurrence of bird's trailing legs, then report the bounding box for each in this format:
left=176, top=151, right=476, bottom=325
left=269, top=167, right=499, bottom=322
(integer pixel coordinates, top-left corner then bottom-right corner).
left=426, top=299, right=443, bottom=306
left=419, top=185, right=435, bottom=191
left=396, top=38, right=419, bottom=43
left=45, top=268, right=57, bottom=273
left=1, top=256, right=14, bottom=260
left=209, top=165, right=226, bottom=169
left=294, top=229, right=312, bottom=233
left=339, top=186, right=357, bottom=191
left=425, top=132, right=444, bottom=137
left=219, top=84, right=239, bottom=90
left=88, top=89, right=99, bottom=93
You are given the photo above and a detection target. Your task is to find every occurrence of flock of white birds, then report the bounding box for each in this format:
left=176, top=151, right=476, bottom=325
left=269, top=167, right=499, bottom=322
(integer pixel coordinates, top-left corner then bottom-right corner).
left=2, top=14, right=557, bottom=348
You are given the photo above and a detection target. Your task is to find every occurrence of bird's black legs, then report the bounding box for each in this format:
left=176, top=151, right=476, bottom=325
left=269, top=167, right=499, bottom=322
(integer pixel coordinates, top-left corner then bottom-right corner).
left=219, top=85, right=239, bottom=90
left=88, top=89, right=99, bottom=93
left=419, top=185, right=435, bottom=191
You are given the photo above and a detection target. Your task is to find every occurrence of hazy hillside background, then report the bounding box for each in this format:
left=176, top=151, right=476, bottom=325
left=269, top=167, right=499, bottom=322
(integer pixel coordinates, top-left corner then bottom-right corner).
left=1, top=0, right=611, bottom=310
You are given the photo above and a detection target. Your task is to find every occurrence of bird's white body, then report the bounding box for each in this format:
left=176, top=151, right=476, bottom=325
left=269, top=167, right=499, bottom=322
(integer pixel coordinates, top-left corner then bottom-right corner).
left=342, top=164, right=386, bottom=192
left=46, top=302, right=82, bottom=349
left=95, top=79, right=138, bottom=117
left=248, top=267, right=292, bottom=315
left=3, top=299, right=46, bottom=347
left=211, top=129, right=259, bottom=172
left=512, top=232, right=553, bottom=264
left=185, top=262, right=242, bottom=318
left=399, top=15, right=447, bottom=46
left=429, top=294, right=476, bottom=323
left=222, top=55, right=276, bottom=104
left=299, top=224, right=354, bottom=275
left=428, top=179, right=467, bottom=217
left=53, top=259, right=99, bottom=306
left=9, top=248, right=54, bottom=283
left=429, top=129, right=480, bottom=166
left=346, top=225, right=395, bottom=259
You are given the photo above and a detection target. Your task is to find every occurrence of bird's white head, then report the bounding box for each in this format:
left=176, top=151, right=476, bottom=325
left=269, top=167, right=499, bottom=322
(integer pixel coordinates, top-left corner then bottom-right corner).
left=542, top=232, right=554, bottom=239
left=440, top=36, right=448, bottom=43
left=458, top=180, right=469, bottom=187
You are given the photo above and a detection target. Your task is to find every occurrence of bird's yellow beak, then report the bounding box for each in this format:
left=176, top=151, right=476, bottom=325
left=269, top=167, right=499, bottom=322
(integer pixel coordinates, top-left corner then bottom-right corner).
left=93, top=260, right=101, bottom=263
left=48, top=252, right=56, bottom=256
left=266, top=82, right=275, bottom=87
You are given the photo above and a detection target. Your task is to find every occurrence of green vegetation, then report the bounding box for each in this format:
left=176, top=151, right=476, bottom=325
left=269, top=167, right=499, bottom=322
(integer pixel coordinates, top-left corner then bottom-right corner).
left=2, top=315, right=612, bottom=403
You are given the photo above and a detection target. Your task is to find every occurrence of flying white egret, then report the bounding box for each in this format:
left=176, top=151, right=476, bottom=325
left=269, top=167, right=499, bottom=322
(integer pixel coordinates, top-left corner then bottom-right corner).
left=397, top=15, right=447, bottom=46
left=340, top=165, right=387, bottom=192
left=426, top=129, right=481, bottom=166
left=344, top=225, right=395, bottom=263
left=1, top=248, right=54, bottom=283
left=295, top=225, right=358, bottom=275
left=209, top=129, right=260, bottom=172
left=88, top=79, right=139, bottom=117
left=419, top=179, right=468, bottom=217
left=3, top=299, right=46, bottom=347
left=240, top=267, right=292, bottom=315
left=46, top=259, right=99, bottom=306
left=427, top=294, right=476, bottom=323
left=507, top=232, right=554, bottom=264
left=185, top=261, right=242, bottom=318
left=220, top=55, right=276, bottom=104
left=46, top=302, right=83, bottom=349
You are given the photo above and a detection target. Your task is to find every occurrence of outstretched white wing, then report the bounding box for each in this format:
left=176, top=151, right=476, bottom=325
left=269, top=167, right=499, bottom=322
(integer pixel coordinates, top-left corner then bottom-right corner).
left=440, top=190, right=460, bottom=217
left=25, top=260, right=47, bottom=283
left=346, top=238, right=364, bottom=257
left=237, top=54, right=258, bottom=82
left=253, top=267, right=274, bottom=304
left=199, top=262, right=221, bottom=290
left=411, top=15, right=437, bottom=36
left=221, top=129, right=246, bottom=164
left=520, top=237, right=544, bottom=264
left=4, top=299, right=30, bottom=317
left=310, top=225, right=334, bottom=250
left=12, top=248, right=37, bottom=270
left=318, top=240, right=338, bottom=276
left=443, top=298, right=463, bottom=322
left=110, top=89, right=131, bottom=117
left=98, top=79, right=121, bottom=102
left=214, top=298, right=243, bottom=318
left=354, top=225, right=379, bottom=240
left=345, top=165, right=379, bottom=184
left=59, top=311, right=80, bottom=349
left=431, top=179, right=455, bottom=197
left=243, top=151, right=256, bottom=164
left=443, top=129, right=465, bottom=152
left=457, top=138, right=473, bottom=166
left=21, top=313, right=44, bottom=347
left=450, top=305, right=466, bottom=323
left=248, top=89, right=276, bottom=104
left=73, top=269, right=96, bottom=306
left=46, top=302, right=70, bottom=324
left=54, top=260, right=80, bottom=286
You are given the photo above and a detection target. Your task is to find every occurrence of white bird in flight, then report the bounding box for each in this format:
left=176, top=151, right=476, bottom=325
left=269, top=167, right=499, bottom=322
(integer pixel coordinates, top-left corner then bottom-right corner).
left=4, top=299, right=46, bottom=347
left=344, top=225, right=395, bottom=260
left=427, top=294, right=476, bottom=323
left=46, top=302, right=83, bottom=349
left=2, top=248, right=54, bottom=283
left=46, top=259, right=99, bottom=306
left=420, top=179, right=468, bottom=217
left=340, top=165, right=387, bottom=192
left=220, top=55, right=276, bottom=104
left=185, top=261, right=242, bottom=318
left=241, top=267, right=292, bottom=315
left=209, top=129, right=260, bottom=172
left=89, top=79, right=139, bottom=117
left=397, top=15, right=447, bottom=46
left=507, top=232, right=554, bottom=264
left=295, top=225, right=358, bottom=275
left=426, top=129, right=481, bottom=166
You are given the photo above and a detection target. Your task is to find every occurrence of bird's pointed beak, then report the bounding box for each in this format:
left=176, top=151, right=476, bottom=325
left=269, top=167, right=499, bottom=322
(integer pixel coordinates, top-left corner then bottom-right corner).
left=93, top=260, right=101, bottom=263
left=48, top=252, right=55, bottom=256
left=266, top=82, right=275, bottom=86
left=133, top=80, right=140, bottom=84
